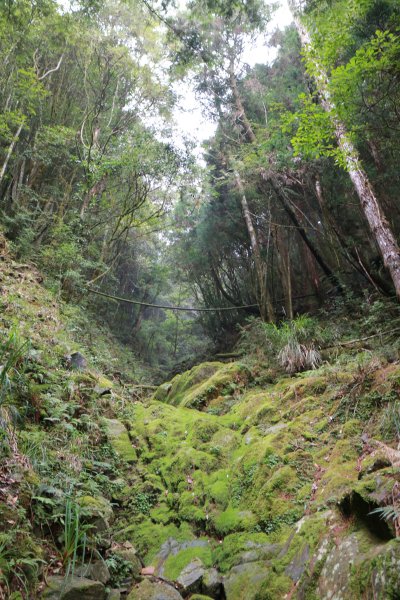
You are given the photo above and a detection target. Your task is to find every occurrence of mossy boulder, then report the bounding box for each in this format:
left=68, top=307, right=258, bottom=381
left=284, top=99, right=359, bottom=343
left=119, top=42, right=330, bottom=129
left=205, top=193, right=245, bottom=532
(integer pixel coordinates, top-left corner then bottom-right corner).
left=127, top=579, right=183, bottom=600
left=222, top=562, right=269, bottom=600
left=104, top=418, right=137, bottom=463
left=213, top=506, right=257, bottom=536
left=161, top=541, right=213, bottom=580
left=176, top=557, right=205, bottom=594
left=74, top=560, right=110, bottom=584
left=42, top=576, right=106, bottom=599
left=120, top=522, right=195, bottom=565
left=154, top=362, right=250, bottom=410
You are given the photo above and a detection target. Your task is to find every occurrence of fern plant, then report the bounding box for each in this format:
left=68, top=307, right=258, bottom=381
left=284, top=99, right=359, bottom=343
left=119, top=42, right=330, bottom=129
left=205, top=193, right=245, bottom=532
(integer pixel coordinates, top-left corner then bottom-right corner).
left=0, top=533, right=43, bottom=597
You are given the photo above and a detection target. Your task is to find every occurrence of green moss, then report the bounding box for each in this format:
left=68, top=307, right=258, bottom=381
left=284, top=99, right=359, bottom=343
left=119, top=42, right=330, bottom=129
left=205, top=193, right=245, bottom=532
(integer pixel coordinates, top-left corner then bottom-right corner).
left=121, top=521, right=195, bottom=563
left=149, top=503, right=173, bottom=525
left=342, top=419, right=363, bottom=436
left=163, top=544, right=213, bottom=580
left=254, top=574, right=293, bottom=600
left=77, top=494, right=112, bottom=515
left=213, top=506, right=257, bottom=536
left=178, top=491, right=207, bottom=524
left=316, top=439, right=359, bottom=503
left=208, top=477, right=230, bottom=509
left=104, top=418, right=137, bottom=463
left=155, top=362, right=250, bottom=409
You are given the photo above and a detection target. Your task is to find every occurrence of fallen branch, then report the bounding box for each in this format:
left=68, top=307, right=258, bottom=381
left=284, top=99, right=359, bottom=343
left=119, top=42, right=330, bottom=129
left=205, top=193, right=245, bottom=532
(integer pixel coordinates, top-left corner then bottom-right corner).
left=323, top=327, right=400, bottom=349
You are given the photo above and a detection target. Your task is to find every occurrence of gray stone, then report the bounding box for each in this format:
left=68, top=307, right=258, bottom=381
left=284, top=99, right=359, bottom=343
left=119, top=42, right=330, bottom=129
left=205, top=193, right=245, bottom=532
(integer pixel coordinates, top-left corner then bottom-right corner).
left=76, top=495, right=114, bottom=535
left=74, top=560, right=111, bottom=584
left=318, top=533, right=360, bottom=600
left=368, top=540, right=400, bottom=598
left=42, top=575, right=105, bottom=599
left=154, top=382, right=172, bottom=401
left=177, top=558, right=205, bottom=594
left=94, top=384, right=112, bottom=396
left=108, top=591, right=121, bottom=600
left=239, top=541, right=281, bottom=565
left=69, top=352, right=87, bottom=370
left=103, top=418, right=137, bottom=463
left=154, top=538, right=209, bottom=577
left=202, top=567, right=222, bottom=597
left=127, top=578, right=183, bottom=600
left=286, top=544, right=310, bottom=582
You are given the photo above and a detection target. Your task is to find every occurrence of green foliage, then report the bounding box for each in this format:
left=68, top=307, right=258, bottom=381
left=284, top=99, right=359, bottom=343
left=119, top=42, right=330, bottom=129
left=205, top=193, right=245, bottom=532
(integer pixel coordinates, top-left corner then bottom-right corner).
left=163, top=544, right=213, bottom=580
left=239, top=316, right=323, bottom=374
left=105, top=553, right=134, bottom=587
left=59, top=497, right=92, bottom=575
left=0, top=328, right=28, bottom=406
left=0, top=532, right=43, bottom=597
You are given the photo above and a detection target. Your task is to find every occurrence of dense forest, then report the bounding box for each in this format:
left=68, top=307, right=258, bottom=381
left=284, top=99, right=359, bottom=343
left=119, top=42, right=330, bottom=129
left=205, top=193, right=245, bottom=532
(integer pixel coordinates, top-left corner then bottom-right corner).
left=1, top=0, right=400, bottom=598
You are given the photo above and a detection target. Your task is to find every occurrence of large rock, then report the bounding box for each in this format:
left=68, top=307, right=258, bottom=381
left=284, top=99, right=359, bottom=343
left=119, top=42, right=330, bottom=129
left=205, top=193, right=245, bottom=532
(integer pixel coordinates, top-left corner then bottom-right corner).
left=127, top=578, right=183, bottom=600
left=74, top=560, right=111, bottom=584
left=177, top=558, right=205, bottom=594
left=112, top=546, right=142, bottom=580
left=285, top=543, right=310, bottom=583
left=223, top=562, right=268, bottom=600
left=68, top=352, right=87, bottom=371
left=42, top=575, right=105, bottom=599
left=318, top=533, right=360, bottom=600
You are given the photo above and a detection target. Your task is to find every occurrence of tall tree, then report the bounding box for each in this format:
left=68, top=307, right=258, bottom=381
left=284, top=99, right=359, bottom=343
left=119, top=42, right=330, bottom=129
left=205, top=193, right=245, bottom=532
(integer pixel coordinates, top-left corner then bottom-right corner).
left=288, top=0, right=400, bottom=299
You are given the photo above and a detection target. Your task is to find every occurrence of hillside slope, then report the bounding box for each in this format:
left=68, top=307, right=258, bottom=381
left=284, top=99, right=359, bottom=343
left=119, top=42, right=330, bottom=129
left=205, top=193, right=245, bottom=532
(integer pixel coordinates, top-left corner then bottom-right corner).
left=1, top=240, right=400, bottom=600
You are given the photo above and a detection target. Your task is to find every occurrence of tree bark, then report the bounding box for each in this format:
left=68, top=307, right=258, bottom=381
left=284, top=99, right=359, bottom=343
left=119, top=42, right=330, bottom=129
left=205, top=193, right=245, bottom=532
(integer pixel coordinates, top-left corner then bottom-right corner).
left=80, top=175, right=107, bottom=219
left=0, top=122, right=23, bottom=188
left=234, top=169, right=275, bottom=321
left=290, top=7, right=400, bottom=299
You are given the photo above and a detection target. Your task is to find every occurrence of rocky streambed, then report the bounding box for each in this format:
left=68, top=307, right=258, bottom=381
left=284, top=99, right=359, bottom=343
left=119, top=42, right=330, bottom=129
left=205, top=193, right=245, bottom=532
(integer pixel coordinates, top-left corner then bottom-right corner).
left=43, top=359, right=400, bottom=599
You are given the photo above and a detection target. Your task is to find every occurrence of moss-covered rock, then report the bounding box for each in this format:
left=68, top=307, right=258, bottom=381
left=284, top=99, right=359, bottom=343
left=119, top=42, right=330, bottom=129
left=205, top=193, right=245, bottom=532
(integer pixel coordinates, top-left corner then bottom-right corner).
left=76, top=494, right=113, bottom=533
left=154, top=362, right=250, bottom=410
left=104, top=418, right=137, bottom=463
left=127, top=579, right=183, bottom=600
left=42, top=576, right=106, bottom=600
left=222, top=561, right=269, bottom=600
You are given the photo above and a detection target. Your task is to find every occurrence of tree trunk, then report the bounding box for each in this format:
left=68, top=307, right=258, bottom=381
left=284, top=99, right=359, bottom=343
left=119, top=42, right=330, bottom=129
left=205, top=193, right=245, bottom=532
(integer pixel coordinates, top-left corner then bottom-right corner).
left=229, top=60, right=256, bottom=144
left=228, top=66, right=275, bottom=320
left=0, top=122, right=23, bottom=187
left=234, top=170, right=274, bottom=322
left=290, top=8, right=400, bottom=299
left=80, top=175, right=107, bottom=219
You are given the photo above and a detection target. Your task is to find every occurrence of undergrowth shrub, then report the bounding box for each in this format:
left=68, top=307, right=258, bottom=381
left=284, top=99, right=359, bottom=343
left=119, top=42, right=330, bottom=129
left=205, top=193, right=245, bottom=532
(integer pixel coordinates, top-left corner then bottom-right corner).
left=239, top=315, right=324, bottom=374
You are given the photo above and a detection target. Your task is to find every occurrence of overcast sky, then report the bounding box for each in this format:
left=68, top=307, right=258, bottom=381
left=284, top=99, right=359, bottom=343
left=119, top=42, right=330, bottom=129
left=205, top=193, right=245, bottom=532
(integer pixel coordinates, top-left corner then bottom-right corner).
left=173, top=0, right=293, bottom=146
